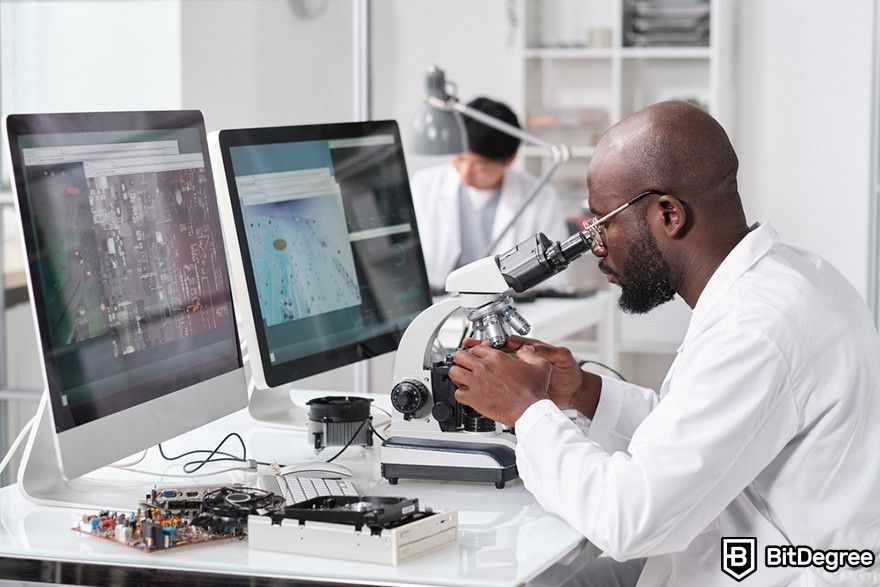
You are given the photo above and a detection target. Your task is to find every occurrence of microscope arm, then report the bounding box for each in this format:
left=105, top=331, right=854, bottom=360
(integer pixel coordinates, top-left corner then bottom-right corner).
left=392, top=294, right=496, bottom=383
left=380, top=229, right=599, bottom=487
left=388, top=227, right=598, bottom=420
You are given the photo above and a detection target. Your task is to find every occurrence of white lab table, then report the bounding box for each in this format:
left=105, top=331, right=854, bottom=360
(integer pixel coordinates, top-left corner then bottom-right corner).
left=0, top=393, right=599, bottom=586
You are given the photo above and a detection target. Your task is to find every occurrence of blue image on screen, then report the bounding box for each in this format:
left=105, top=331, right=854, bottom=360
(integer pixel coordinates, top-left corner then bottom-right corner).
left=242, top=193, right=361, bottom=327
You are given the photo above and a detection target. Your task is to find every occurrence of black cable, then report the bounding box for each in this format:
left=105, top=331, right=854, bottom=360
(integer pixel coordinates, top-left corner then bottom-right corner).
left=159, top=432, right=272, bottom=474
left=158, top=447, right=242, bottom=463
left=183, top=457, right=251, bottom=473
left=183, top=433, right=249, bottom=474
left=578, top=359, right=628, bottom=382
left=160, top=415, right=381, bottom=474
left=323, top=418, right=369, bottom=463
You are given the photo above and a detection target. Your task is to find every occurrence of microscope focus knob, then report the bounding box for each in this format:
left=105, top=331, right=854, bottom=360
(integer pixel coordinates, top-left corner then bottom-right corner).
left=431, top=401, right=454, bottom=422
left=391, top=380, right=429, bottom=415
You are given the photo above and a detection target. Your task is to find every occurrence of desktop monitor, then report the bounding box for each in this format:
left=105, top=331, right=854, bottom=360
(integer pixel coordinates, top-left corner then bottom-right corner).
left=4, top=111, right=247, bottom=505
left=209, top=120, right=432, bottom=425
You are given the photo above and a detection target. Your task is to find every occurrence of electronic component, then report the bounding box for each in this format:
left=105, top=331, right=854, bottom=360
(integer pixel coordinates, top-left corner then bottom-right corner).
left=192, top=487, right=285, bottom=534
left=275, top=496, right=420, bottom=527
left=74, top=486, right=285, bottom=552
left=306, top=396, right=374, bottom=451
left=248, top=496, right=458, bottom=565
left=73, top=507, right=240, bottom=552
left=144, top=484, right=247, bottom=512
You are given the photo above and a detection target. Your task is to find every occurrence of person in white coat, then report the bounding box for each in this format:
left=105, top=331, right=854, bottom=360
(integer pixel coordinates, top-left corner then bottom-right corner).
left=410, top=96, right=569, bottom=291
left=448, top=101, right=880, bottom=586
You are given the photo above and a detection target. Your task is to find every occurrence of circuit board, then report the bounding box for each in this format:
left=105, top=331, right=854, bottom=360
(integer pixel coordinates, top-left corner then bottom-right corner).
left=72, top=507, right=241, bottom=552
left=73, top=486, right=284, bottom=552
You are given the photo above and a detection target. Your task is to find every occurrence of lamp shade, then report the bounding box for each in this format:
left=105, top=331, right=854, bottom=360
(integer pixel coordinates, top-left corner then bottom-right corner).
left=410, top=65, right=468, bottom=155
left=410, top=103, right=467, bottom=155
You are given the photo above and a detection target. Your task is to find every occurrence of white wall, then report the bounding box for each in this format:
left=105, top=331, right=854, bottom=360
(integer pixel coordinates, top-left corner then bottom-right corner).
left=1, top=0, right=875, bottom=394
left=372, top=0, right=521, bottom=173
left=0, top=0, right=355, bottom=132
left=0, top=0, right=182, bottom=113
left=373, top=0, right=876, bottom=299
left=176, top=0, right=363, bottom=393
left=179, top=0, right=354, bottom=132
left=735, top=0, right=875, bottom=298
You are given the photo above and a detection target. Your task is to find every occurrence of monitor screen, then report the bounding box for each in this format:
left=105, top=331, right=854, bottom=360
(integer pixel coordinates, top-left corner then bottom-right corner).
left=6, top=111, right=242, bottom=434
left=215, top=121, right=432, bottom=387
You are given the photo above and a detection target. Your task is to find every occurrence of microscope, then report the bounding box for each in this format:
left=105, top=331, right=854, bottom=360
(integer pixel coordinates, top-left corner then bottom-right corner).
left=381, top=226, right=599, bottom=488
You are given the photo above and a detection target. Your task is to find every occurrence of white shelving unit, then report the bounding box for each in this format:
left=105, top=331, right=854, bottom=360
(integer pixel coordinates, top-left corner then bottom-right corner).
left=517, top=0, right=736, bottom=356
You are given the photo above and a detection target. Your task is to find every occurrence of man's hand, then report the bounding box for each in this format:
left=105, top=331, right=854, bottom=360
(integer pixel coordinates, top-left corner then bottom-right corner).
left=449, top=344, right=552, bottom=427
left=462, top=335, right=601, bottom=417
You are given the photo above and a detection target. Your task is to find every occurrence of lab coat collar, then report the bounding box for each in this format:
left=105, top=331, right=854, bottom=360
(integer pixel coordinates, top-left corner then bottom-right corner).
left=678, top=222, right=778, bottom=352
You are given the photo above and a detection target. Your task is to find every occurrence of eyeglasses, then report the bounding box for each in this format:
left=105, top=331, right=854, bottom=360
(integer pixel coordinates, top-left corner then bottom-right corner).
left=584, top=190, right=664, bottom=253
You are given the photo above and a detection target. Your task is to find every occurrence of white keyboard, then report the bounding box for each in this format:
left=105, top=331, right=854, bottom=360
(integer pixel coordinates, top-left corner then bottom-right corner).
left=276, top=475, right=359, bottom=505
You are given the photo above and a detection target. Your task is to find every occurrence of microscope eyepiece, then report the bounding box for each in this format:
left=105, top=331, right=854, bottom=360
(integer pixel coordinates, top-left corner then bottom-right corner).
left=496, top=231, right=594, bottom=292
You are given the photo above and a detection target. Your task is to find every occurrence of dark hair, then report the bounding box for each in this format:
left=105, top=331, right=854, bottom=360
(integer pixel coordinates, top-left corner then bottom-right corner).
left=464, top=97, right=521, bottom=162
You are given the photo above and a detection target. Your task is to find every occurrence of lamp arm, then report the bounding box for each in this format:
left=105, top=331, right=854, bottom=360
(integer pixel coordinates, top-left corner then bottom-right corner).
left=479, top=156, right=564, bottom=257
left=451, top=101, right=564, bottom=157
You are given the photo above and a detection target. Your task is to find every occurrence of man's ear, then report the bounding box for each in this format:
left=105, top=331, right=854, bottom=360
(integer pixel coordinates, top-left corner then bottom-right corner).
left=657, top=194, right=688, bottom=238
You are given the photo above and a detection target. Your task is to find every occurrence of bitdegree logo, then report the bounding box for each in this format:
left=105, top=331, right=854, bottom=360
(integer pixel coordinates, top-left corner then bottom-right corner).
left=722, top=537, right=757, bottom=581
left=765, top=545, right=875, bottom=573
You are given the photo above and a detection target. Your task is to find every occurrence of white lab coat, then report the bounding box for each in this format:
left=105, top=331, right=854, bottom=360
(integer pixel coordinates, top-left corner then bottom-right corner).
left=515, top=224, right=880, bottom=586
left=411, top=163, right=570, bottom=290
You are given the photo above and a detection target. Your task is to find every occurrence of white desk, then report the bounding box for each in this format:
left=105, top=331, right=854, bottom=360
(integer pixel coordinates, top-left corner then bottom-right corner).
left=0, top=397, right=597, bottom=586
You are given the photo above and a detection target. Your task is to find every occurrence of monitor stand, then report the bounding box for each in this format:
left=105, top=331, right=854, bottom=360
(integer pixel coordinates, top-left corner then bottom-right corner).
left=17, top=392, right=153, bottom=510
left=247, top=384, right=310, bottom=429
left=246, top=363, right=373, bottom=430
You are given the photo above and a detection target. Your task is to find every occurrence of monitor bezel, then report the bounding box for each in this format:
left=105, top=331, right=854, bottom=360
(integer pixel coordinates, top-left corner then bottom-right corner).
left=5, top=111, right=247, bottom=478
left=215, top=120, right=432, bottom=388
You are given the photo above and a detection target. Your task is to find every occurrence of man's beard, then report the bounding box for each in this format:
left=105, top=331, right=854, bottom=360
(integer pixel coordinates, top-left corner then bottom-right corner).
left=602, top=215, right=676, bottom=314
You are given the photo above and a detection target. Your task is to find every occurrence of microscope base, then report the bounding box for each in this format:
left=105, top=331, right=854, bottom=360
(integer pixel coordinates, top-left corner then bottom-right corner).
left=380, top=436, right=519, bottom=489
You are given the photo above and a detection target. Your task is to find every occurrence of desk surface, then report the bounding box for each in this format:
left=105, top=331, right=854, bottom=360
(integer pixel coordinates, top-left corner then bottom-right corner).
left=0, top=397, right=588, bottom=586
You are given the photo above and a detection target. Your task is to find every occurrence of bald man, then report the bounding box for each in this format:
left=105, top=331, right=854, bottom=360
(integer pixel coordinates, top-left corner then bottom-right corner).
left=449, top=102, right=880, bottom=586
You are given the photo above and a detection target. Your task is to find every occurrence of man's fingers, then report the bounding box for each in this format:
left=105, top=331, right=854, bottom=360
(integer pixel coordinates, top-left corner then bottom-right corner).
left=518, top=342, right=573, bottom=366
left=492, top=335, right=541, bottom=353
left=452, top=349, right=482, bottom=369
left=448, top=365, right=473, bottom=387
left=516, top=344, right=550, bottom=367
left=508, top=335, right=543, bottom=346
left=452, top=344, right=504, bottom=360
left=462, top=337, right=480, bottom=348
left=462, top=337, right=492, bottom=349
left=454, top=387, right=473, bottom=406
left=543, top=345, right=575, bottom=366
left=515, top=344, right=536, bottom=360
